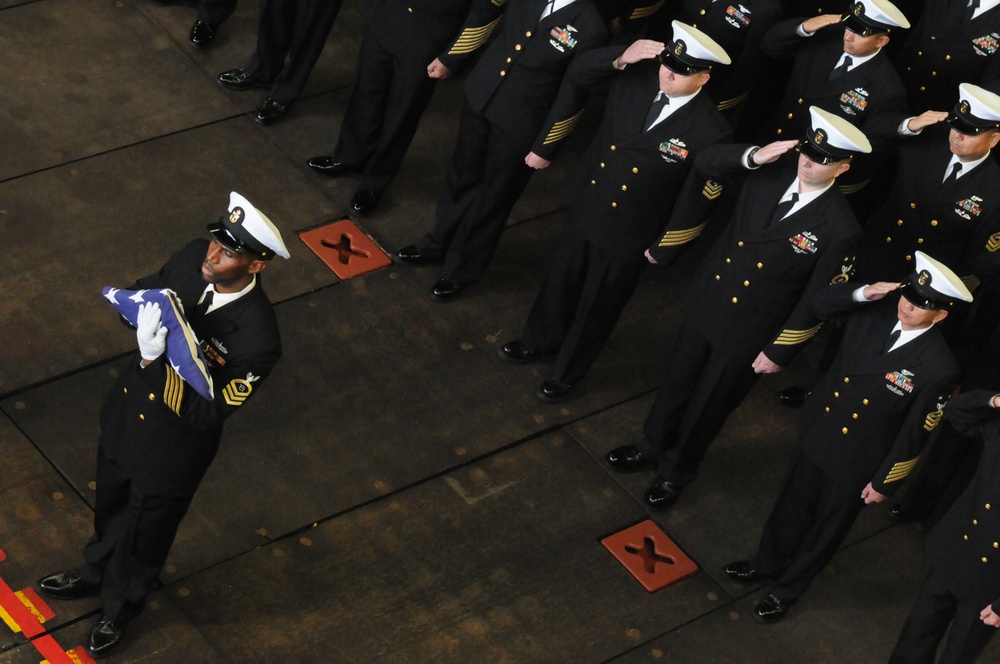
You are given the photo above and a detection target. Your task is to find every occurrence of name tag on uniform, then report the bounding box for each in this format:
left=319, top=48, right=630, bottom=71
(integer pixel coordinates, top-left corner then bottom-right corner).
left=885, top=369, right=915, bottom=396
left=549, top=25, right=577, bottom=52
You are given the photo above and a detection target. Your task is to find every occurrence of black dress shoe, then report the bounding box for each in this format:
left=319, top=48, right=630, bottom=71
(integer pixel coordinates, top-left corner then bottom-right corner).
left=395, top=245, right=441, bottom=266
left=497, top=340, right=540, bottom=364
left=88, top=615, right=128, bottom=658
left=644, top=476, right=682, bottom=510
left=217, top=68, right=270, bottom=90
left=605, top=444, right=650, bottom=472
left=431, top=279, right=461, bottom=302
left=351, top=188, right=382, bottom=216
left=753, top=594, right=792, bottom=624
left=776, top=385, right=811, bottom=409
left=536, top=378, right=572, bottom=403
left=36, top=570, right=99, bottom=600
left=188, top=20, right=215, bottom=46
left=306, top=156, right=353, bottom=177
left=722, top=560, right=764, bottom=584
left=254, top=98, right=288, bottom=126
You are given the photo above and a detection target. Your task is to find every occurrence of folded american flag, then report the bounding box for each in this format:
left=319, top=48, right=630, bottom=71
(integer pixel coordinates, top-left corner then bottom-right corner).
left=102, top=287, right=215, bottom=401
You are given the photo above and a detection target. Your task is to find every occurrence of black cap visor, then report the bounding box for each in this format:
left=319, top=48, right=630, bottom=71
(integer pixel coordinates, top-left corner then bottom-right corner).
left=947, top=112, right=998, bottom=136
left=658, top=49, right=710, bottom=76
left=898, top=278, right=949, bottom=310
left=207, top=220, right=272, bottom=260
left=841, top=12, right=890, bottom=36
left=797, top=138, right=851, bottom=164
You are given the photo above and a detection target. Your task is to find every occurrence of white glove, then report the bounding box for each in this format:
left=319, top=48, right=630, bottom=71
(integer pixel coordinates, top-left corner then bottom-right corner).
left=136, top=302, right=168, bottom=362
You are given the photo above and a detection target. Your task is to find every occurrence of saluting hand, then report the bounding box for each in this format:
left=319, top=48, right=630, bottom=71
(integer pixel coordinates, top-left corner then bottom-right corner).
left=751, top=140, right=799, bottom=165
left=800, top=14, right=842, bottom=34
left=906, top=110, right=950, bottom=133
left=862, top=281, right=900, bottom=301
left=618, top=39, right=666, bottom=66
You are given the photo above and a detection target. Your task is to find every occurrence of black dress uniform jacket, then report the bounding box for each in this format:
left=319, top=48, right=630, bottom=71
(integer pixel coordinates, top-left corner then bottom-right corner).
left=888, top=389, right=1000, bottom=663
left=800, top=287, right=958, bottom=496
left=759, top=19, right=909, bottom=148
left=99, top=239, right=282, bottom=497
left=568, top=54, right=734, bottom=259
left=854, top=128, right=1000, bottom=287
left=463, top=0, right=609, bottom=159
left=649, top=146, right=862, bottom=366
left=895, top=0, right=1000, bottom=112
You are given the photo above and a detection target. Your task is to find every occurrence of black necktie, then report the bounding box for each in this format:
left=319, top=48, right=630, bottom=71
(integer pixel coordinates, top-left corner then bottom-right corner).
left=882, top=329, right=901, bottom=354
left=770, top=192, right=799, bottom=224
left=192, top=290, right=214, bottom=322
left=829, top=55, right=852, bottom=81
left=645, top=93, right=670, bottom=131
left=943, top=161, right=962, bottom=186
left=965, top=0, right=980, bottom=22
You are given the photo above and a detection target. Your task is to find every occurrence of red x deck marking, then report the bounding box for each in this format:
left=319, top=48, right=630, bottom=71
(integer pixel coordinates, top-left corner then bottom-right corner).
left=0, top=549, right=95, bottom=664
left=300, top=219, right=392, bottom=280
left=601, top=520, right=699, bottom=593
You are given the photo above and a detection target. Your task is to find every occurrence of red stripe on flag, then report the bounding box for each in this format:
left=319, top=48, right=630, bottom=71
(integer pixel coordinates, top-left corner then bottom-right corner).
left=20, top=587, right=56, bottom=621
left=30, top=634, right=78, bottom=664
left=0, top=571, right=76, bottom=664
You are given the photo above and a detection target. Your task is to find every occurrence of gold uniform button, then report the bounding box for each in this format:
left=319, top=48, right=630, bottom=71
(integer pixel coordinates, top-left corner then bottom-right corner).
left=983, top=557, right=989, bottom=563
left=757, top=262, right=763, bottom=269
left=886, top=236, right=892, bottom=243
left=931, top=219, right=938, bottom=226
left=407, top=6, right=413, bottom=10
left=844, top=377, right=850, bottom=383
left=906, top=254, right=913, bottom=261
left=964, top=535, right=969, bottom=540
left=917, top=50, right=923, bottom=55
left=842, top=427, right=849, bottom=434
left=600, top=162, right=605, bottom=168
left=930, top=35, right=936, bottom=40
left=123, top=387, right=128, bottom=394
left=994, top=542, right=999, bottom=548
left=834, top=391, right=840, bottom=398
left=632, top=167, right=639, bottom=174
left=148, top=393, right=155, bottom=401
left=139, top=414, right=145, bottom=421
left=917, top=238, right=924, bottom=244
left=732, top=297, right=738, bottom=304
left=506, top=57, right=512, bottom=63
left=725, top=257, right=732, bottom=264
left=621, top=185, right=628, bottom=191
left=715, top=274, right=720, bottom=280
left=590, top=179, right=596, bottom=185
left=897, top=219, right=904, bottom=226
left=852, top=413, right=859, bottom=419
left=946, top=54, right=951, bottom=60
left=910, top=203, right=917, bottom=208
left=700, top=7, right=706, bottom=13
left=526, top=31, right=532, bottom=36
left=932, top=71, right=937, bottom=76
left=825, top=406, right=830, bottom=412
left=797, top=98, right=803, bottom=104
left=738, top=241, right=744, bottom=247
left=500, top=70, right=506, bottom=76
left=863, top=398, right=870, bottom=405
left=987, top=503, right=992, bottom=509
left=743, top=280, right=750, bottom=287
left=610, top=145, right=617, bottom=151
left=777, top=128, right=782, bottom=135
left=611, top=202, right=617, bottom=208
left=787, top=113, right=794, bottom=119
left=974, top=519, right=979, bottom=525
left=920, top=86, right=926, bottom=91
left=515, top=44, right=522, bottom=51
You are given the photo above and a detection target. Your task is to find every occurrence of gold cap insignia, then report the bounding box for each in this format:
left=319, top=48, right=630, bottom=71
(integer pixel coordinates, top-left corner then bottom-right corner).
left=917, top=269, right=931, bottom=286
left=229, top=207, right=245, bottom=225
left=814, top=128, right=826, bottom=144
left=674, top=39, right=686, bottom=56
left=959, top=99, right=970, bottom=115
left=854, top=2, right=863, bottom=16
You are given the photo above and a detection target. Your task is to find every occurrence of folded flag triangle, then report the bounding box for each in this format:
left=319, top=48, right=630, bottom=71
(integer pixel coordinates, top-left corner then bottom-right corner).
left=102, top=287, right=215, bottom=400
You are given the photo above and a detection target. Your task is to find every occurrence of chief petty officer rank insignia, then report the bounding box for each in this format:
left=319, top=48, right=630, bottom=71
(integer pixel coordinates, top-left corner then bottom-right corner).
left=223, top=372, right=260, bottom=407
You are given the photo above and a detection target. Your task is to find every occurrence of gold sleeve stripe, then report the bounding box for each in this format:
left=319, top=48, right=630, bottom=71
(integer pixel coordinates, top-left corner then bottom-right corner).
left=773, top=323, right=823, bottom=346
left=986, top=232, right=1000, bottom=253
left=164, top=367, right=184, bottom=416
left=884, top=457, right=919, bottom=483
left=960, top=274, right=980, bottom=292
left=924, top=408, right=945, bottom=432
left=629, top=0, right=666, bottom=19
left=838, top=179, right=870, bottom=196
left=703, top=180, right=723, bottom=200
left=448, top=17, right=502, bottom=55
left=716, top=91, right=749, bottom=112
left=658, top=223, right=707, bottom=247
left=542, top=110, right=584, bottom=145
